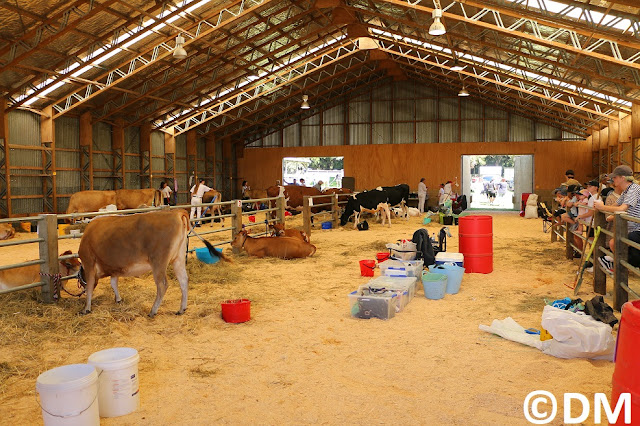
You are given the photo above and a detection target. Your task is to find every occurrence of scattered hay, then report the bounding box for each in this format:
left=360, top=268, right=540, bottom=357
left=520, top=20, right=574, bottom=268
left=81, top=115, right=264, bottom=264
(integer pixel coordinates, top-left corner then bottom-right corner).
left=190, top=366, right=219, bottom=378
left=340, top=239, right=388, bottom=256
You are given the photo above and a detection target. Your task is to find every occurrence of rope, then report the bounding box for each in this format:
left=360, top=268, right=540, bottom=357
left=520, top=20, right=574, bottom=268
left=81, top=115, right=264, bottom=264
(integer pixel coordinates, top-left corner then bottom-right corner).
left=39, top=272, right=62, bottom=301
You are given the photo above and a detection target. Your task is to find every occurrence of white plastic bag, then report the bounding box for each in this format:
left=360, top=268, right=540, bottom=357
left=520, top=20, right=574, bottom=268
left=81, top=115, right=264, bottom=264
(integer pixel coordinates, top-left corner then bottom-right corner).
left=479, top=306, right=615, bottom=361
left=541, top=305, right=615, bottom=360
left=526, top=193, right=539, bottom=206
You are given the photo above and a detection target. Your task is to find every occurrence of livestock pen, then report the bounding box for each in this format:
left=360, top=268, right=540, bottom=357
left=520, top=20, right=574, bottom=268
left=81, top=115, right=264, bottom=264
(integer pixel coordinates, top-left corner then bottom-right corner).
left=0, top=212, right=621, bottom=424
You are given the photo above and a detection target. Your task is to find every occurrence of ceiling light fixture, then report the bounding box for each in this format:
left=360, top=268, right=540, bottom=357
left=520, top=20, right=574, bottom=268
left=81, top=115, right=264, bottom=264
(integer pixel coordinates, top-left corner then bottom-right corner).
left=301, top=94, right=310, bottom=109
left=458, top=86, right=470, bottom=97
left=429, top=9, right=446, bottom=36
left=173, top=34, right=187, bottom=60
left=450, top=58, right=465, bottom=71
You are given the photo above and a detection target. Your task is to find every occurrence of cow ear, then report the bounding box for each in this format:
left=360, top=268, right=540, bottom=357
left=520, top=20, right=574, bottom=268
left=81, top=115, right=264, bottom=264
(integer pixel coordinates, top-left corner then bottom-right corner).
left=61, top=250, right=72, bottom=255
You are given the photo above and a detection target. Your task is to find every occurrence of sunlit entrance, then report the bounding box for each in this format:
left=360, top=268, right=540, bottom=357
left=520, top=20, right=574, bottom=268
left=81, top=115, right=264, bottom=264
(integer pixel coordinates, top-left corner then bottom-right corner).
left=461, top=155, right=534, bottom=210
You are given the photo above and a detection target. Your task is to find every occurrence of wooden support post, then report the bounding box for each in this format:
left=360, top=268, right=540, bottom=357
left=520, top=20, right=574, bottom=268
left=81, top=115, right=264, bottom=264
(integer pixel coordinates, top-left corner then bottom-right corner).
left=0, top=98, right=11, bottom=216
left=79, top=112, right=93, bottom=190
left=592, top=211, right=607, bottom=294
left=164, top=127, right=176, bottom=203
left=276, top=196, right=285, bottom=225
left=205, top=134, right=215, bottom=189
left=40, top=105, right=56, bottom=213
left=186, top=130, right=197, bottom=190
left=222, top=137, right=233, bottom=200
left=231, top=200, right=243, bottom=254
left=303, top=196, right=312, bottom=238
left=613, top=214, right=629, bottom=310
left=140, top=123, right=151, bottom=189
left=38, top=214, right=59, bottom=303
left=633, top=103, right=640, bottom=174
left=565, top=224, right=573, bottom=260
left=113, top=118, right=125, bottom=189
left=332, top=193, right=339, bottom=228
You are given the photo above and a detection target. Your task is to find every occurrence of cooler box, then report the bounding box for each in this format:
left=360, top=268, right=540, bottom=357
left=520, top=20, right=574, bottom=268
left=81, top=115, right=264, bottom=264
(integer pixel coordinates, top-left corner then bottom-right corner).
left=379, top=259, right=424, bottom=278
left=348, top=289, right=398, bottom=320
left=367, top=276, right=418, bottom=304
left=358, top=285, right=408, bottom=312
left=435, top=252, right=464, bottom=268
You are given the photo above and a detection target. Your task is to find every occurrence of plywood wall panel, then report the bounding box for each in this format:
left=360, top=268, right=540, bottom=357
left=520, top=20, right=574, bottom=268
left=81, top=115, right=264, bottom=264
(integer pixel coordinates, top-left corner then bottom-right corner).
left=239, top=140, right=592, bottom=194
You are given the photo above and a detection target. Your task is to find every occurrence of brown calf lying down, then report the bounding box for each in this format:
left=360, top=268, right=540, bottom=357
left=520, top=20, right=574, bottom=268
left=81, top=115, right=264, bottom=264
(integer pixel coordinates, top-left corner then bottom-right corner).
left=78, top=210, right=229, bottom=316
left=231, top=229, right=315, bottom=259
left=0, top=223, right=15, bottom=240
left=268, top=223, right=310, bottom=243
left=0, top=250, right=81, bottom=291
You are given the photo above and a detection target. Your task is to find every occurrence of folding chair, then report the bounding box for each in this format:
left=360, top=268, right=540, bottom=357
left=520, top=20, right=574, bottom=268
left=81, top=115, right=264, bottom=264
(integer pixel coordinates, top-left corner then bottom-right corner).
left=538, top=202, right=554, bottom=233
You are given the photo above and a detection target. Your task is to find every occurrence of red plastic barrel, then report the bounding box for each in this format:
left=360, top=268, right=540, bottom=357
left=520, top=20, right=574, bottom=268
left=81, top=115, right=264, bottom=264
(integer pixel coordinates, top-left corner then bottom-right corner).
left=221, top=299, right=251, bottom=323
left=458, top=215, right=493, bottom=274
left=611, top=300, right=640, bottom=425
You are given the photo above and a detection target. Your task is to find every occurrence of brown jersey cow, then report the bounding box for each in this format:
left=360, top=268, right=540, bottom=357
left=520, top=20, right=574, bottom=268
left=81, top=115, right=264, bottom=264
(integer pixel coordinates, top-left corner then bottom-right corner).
left=0, top=250, right=80, bottom=291
left=66, top=190, right=117, bottom=222
left=202, top=189, right=225, bottom=225
left=115, top=189, right=162, bottom=210
left=268, top=223, right=309, bottom=243
left=77, top=210, right=228, bottom=316
left=231, top=229, right=315, bottom=259
left=0, top=223, right=15, bottom=240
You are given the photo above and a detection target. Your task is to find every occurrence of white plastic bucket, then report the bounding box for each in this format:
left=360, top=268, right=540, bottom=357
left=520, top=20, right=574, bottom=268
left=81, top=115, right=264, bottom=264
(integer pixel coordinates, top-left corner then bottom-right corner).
left=36, top=364, right=99, bottom=426
left=88, top=347, right=140, bottom=418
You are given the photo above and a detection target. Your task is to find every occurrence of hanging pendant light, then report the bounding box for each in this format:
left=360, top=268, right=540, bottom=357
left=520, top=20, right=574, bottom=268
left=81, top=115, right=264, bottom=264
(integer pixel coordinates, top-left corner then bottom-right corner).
left=429, top=9, right=446, bottom=36
left=173, top=34, right=187, bottom=60
left=458, top=86, right=470, bottom=97
left=450, top=58, right=465, bottom=71
left=301, top=94, right=310, bottom=109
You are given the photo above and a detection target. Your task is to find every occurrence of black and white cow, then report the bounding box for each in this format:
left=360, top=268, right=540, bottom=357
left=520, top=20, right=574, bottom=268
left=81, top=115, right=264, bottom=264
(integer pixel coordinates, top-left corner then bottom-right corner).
left=340, top=184, right=410, bottom=228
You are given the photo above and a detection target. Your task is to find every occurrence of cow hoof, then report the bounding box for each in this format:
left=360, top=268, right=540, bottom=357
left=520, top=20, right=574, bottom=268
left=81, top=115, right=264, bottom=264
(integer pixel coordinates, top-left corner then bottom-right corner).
left=148, top=312, right=156, bottom=318
left=79, top=309, right=91, bottom=315
left=116, top=299, right=123, bottom=304
left=175, top=309, right=186, bottom=316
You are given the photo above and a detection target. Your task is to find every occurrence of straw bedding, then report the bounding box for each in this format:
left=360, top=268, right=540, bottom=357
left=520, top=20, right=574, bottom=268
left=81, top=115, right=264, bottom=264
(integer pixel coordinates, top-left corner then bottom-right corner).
left=0, top=212, right=619, bottom=424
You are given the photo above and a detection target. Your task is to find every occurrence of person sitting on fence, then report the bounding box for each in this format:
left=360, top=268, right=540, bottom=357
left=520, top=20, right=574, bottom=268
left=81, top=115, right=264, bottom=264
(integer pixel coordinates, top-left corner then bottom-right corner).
left=573, top=188, right=595, bottom=270
left=594, top=165, right=640, bottom=273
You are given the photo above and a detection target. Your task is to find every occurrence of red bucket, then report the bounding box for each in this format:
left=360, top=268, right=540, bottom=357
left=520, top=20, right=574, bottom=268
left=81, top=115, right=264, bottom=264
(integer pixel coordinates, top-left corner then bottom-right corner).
left=359, top=260, right=376, bottom=277
left=221, top=299, right=251, bottom=323
left=248, top=215, right=256, bottom=223
left=284, top=211, right=292, bottom=217
left=376, top=252, right=390, bottom=263
left=611, top=300, right=640, bottom=425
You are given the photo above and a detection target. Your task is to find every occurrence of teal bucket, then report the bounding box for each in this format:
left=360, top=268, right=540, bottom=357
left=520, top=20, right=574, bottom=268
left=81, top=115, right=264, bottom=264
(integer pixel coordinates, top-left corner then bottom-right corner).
left=421, top=272, right=447, bottom=300
left=428, top=264, right=465, bottom=294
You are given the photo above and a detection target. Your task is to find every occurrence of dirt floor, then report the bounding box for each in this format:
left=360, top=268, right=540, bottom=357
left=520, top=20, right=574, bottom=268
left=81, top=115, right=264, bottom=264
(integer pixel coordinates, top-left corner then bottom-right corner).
left=0, top=211, right=622, bottom=425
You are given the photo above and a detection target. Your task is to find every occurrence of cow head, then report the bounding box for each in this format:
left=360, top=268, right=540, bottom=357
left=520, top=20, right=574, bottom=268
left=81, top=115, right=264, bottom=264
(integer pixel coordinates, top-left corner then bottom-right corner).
left=59, top=250, right=81, bottom=276
left=230, top=230, right=249, bottom=248
left=268, top=223, right=285, bottom=236
left=340, top=198, right=357, bottom=226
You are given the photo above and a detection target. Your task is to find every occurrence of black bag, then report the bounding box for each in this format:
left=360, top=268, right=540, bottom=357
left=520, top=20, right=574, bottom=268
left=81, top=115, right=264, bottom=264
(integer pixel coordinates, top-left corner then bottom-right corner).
left=357, top=221, right=369, bottom=231
left=442, top=216, right=454, bottom=225
left=412, top=229, right=435, bottom=267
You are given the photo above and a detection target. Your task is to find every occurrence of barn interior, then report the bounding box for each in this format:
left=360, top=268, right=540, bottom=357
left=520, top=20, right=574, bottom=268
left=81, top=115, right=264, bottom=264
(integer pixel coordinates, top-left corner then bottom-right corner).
left=1, top=0, right=640, bottom=424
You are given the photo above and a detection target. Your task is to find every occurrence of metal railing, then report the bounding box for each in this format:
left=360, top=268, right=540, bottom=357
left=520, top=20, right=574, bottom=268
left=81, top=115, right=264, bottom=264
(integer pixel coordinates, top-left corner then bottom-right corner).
left=549, top=200, right=639, bottom=310
left=0, top=196, right=286, bottom=301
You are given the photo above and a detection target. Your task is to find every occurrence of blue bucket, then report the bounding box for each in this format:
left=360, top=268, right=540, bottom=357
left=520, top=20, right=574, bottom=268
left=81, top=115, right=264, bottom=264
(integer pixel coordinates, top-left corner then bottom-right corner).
left=423, top=217, right=431, bottom=225
left=195, top=247, right=223, bottom=264
left=428, top=264, right=465, bottom=294
left=421, top=272, right=447, bottom=300
left=321, top=221, right=332, bottom=229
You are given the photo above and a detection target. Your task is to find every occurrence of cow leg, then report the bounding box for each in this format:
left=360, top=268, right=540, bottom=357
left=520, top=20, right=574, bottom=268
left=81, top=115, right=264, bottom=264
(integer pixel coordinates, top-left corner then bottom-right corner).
left=353, top=211, right=360, bottom=230
left=110, top=276, right=122, bottom=303
left=149, top=269, right=171, bottom=317
left=82, top=271, right=97, bottom=314
left=172, top=258, right=189, bottom=315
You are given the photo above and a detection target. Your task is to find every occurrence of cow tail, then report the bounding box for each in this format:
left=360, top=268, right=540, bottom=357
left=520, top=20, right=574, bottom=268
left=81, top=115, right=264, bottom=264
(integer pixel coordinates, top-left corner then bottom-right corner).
left=185, top=211, right=232, bottom=263
left=155, top=190, right=163, bottom=206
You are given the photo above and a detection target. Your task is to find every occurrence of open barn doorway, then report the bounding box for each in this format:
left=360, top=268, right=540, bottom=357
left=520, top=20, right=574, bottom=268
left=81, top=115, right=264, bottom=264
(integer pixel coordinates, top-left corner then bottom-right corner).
left=461, top=155, right=534, bottom=210
left=282, top=157, right=344, bottom=189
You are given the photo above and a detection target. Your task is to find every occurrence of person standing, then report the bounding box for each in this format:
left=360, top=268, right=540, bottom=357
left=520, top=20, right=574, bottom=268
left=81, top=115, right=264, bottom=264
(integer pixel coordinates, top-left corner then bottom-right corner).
left=594, top=165, right=640, bottom=272
left=190, top=178, right=212, bottom=227
left=242, top=180, right=250, bottom=199
left=563, top=169, right=581, bottom=188
left=418, top=178, right=428, bottom=213
left=300, top=178, right=306, bottom=186
left=160, top=181, right=172, bottom=206
left=313, top=180, right=323, bottom=191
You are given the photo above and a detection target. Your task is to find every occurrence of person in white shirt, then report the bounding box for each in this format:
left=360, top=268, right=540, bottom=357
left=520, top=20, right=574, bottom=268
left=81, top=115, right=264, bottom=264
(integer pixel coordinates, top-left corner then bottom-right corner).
left=242, top=180, right=250, bottom=199
left=437, top=184, right=445, bottom=206
left=190, top=178, right=212, bottom=227
left=160, top=181, right=172, bottom=206
left=418, top=178, right=428, bottom=213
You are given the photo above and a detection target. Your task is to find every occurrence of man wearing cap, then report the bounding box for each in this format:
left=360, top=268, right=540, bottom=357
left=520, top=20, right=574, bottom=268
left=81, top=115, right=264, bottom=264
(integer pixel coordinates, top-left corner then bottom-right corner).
left=313, top=180, right=323, bottom=191
left=563, top=169, right=581, bottom=188
left=594, top=165, right=640, bottom=272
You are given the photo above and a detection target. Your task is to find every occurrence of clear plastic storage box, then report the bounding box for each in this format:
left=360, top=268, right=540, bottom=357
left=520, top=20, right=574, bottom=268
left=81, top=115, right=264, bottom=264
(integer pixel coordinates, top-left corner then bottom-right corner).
left=380, top=259, right=424, bottom=278
left=367, top=275, right=418, bottom=303
left=348, top=289, right=398, bottom=320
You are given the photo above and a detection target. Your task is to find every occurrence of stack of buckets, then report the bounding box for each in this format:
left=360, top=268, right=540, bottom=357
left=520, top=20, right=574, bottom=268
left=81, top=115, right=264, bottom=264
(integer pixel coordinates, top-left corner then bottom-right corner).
left=36, top=347, right=140, bottom=425
left=359, top=253, right=391, bottom=277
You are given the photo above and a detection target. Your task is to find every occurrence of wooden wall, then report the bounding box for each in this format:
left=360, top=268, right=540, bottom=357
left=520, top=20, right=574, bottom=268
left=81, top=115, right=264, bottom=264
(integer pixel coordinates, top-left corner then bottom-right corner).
left=238, top=140, right=593, bottom=199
